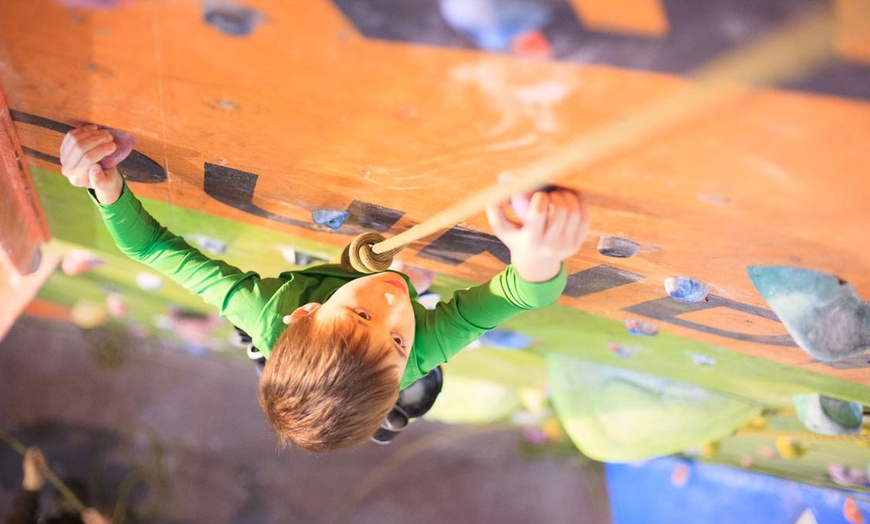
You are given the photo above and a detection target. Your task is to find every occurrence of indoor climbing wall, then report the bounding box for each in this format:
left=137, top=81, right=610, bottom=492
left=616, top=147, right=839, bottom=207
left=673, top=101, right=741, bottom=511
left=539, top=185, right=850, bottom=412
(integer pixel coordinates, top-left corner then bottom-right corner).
left=2, top=0, right=870, bottom=480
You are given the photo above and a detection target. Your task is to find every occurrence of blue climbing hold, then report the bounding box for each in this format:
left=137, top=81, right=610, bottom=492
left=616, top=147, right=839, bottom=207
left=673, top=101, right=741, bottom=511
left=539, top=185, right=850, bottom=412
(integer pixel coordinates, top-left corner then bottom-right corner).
left=479, top=329, right=532, bottom=349
left=439, top=0, right=552, bottom=52
left=203, top=2, right=264, bottom=37
left=311, top=209, right=350, bottom=229
left=665, top=277, right=709, bottom=303
left=598, top=236, right=641, bottom=258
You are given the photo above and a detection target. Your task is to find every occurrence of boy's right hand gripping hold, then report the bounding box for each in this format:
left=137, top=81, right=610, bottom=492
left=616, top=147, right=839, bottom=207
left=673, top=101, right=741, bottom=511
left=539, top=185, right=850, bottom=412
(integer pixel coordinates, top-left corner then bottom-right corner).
left=60, top=125, right=124, bottom=205
left=485, top=187, right=589, bottom=283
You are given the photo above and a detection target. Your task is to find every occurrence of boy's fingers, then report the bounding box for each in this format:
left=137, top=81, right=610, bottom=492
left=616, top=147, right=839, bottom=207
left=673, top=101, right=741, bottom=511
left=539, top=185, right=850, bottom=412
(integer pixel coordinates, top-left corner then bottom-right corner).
left=32, top=450, right=47, bottom=469
left=64, top=130, right=114, bottom=170
left=566, top=193, right=590, bottom=248
left=549, top=191, right=571, bottom=230
left=79, top=142, right=118, bottom=172
left=558, top=191, right=582, bottom=239
left=485, top=202, right=517, bottom=238
left=509, top=192, right=532, bottom=220
left=60, top=127, right=104, bottom=162
left=523, top=192, right=550, bottom=237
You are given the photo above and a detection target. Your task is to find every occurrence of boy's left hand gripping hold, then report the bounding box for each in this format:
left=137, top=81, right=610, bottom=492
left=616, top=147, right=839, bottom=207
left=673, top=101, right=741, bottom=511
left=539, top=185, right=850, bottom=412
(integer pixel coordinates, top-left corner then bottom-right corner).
left=60, top=125, right=125, bottom=205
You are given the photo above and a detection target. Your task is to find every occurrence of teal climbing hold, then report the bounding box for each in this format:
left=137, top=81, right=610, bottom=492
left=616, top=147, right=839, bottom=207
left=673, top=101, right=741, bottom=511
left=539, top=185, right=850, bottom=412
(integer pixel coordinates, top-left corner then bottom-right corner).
left=748, top=266, right=870, bottom=362
left=793, top=393, right=863, bottom=435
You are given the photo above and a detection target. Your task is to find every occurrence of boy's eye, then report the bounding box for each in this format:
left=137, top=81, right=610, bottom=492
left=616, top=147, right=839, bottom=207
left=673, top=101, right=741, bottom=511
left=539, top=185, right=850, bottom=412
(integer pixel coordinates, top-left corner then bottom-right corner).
left=392, top=334, right=404, bottom=347
left=355, top=309, right=371, bottom=320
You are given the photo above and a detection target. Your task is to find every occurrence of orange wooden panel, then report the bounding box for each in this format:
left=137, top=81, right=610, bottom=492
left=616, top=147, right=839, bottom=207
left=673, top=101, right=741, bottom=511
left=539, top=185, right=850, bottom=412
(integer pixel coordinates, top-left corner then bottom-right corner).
left=571, top=0, right=669, bottom=37
left=1, top=0, right=868, bottom=387
left=0, top=84, right=49, bottom=275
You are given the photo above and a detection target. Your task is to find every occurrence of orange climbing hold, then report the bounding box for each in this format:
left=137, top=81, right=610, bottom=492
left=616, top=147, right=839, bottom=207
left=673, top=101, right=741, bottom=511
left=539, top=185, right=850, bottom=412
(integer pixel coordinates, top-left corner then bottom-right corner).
left=844, top=498, right=865, bottom=524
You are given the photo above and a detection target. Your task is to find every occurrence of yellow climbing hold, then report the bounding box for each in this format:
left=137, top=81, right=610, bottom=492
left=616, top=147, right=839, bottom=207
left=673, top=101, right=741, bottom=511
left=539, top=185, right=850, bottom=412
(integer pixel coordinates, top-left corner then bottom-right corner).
left=699, top=441, right=720, bottom=459
left=775, top=436, right=808, bottom=459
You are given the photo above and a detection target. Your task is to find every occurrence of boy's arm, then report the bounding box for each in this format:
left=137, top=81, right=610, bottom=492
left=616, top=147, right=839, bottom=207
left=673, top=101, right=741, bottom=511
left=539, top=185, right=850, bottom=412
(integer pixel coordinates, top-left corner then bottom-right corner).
left=406, top=264, right=566, bottom=385
left=93, top=181, right=282, bottom=327
left=403, top=187, right=587, bottom=387
left=60, top=126, right=281, bottom=333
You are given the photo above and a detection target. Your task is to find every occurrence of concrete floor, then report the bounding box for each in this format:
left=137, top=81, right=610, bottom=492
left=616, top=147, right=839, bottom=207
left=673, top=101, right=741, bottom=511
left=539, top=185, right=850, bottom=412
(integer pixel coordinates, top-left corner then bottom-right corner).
left=0, top=316, right=610, bottom=523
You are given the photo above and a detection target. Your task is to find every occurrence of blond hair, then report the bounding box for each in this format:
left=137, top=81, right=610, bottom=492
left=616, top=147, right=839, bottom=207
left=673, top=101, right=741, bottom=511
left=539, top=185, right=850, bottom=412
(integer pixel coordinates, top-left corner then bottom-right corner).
left=258, top=316, right=400, bottom=452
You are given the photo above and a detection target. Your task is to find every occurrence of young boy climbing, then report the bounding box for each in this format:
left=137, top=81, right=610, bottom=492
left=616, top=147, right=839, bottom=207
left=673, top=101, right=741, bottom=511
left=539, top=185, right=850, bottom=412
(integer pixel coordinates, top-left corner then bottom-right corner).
left=59, top=125, right=589, bottom=452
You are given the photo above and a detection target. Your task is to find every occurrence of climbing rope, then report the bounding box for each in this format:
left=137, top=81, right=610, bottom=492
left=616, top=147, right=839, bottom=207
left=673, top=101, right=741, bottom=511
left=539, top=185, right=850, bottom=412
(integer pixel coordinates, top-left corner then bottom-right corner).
left=341, top=8, right=837, bottom=273
left=0, top=428, right=87, bottom=513
left=340, top=232, right=404, bottom=273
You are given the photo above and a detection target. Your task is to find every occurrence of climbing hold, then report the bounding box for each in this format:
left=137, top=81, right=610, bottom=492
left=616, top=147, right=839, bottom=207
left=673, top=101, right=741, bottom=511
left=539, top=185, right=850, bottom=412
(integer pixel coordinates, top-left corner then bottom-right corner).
left=511, top=30, right=551, bottom=57
left=478, top=329, right=532, bottom=349
left=844, top=498, right=865, bottom=524
left=828, top=463, right=870, bottom=487
left=748, top=266, right=870, bottom=362
left=689, top=353, right=717, bottom=367
left=99, top=128, right=135, bottom=169
left=52, top=0, right=134, bottom=8
left=71, top=300, right=109, bottom=329
left=746, top=416, right=768, bottom=430
left=698, top=441, right=720, bottom=458
left=311, top=209, right=350, bottom=230
left=135, top=272, right=163, bottom=291
left=106, top=293, right=128, bottom=319
left=280, top=247, right=327, bottom=266
left=438, top=0, right=553, bottom=53
left=758, top=446, right=778, bottom=460
left=61, top=249, right=104, bottom=276
left=624, top=318, right=658, bottom=336
left=598, top=237, right=641, bottom=258
left=341, top=232, right=404, bottom=274
left=793, top=393, right=863, bottom=435
left=607, top=342, right=643, bottom=359
left=774, top=436, right=807, bottom=459
left=665, top=277, right=709, bottom=303
left=190, top=234, right=227, bottom=255
left=203, top=2, right=263, bottom=36
left=670, top=462, right=691, bottom=487
left=739, top=455, right=753, bottom=468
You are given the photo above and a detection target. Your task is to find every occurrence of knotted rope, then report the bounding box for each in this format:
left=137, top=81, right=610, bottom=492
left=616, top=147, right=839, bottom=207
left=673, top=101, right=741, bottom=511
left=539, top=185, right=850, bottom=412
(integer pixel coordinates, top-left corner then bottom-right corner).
left=340, top=232, right=405, bottom=273
left=341, top=9, right=837, bottom=273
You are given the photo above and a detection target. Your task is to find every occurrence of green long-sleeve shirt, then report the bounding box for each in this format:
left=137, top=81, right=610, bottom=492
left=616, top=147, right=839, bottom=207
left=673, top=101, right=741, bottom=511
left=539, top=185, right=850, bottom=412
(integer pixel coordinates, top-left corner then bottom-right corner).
left=92, top=183, right=567, bottom=388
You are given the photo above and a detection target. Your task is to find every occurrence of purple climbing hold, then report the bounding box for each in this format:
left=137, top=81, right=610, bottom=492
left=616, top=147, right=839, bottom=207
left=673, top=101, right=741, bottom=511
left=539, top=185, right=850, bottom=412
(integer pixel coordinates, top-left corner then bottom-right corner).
left=99, top=128, right=135, bottom=169
left=53, top=0, right=135, bottom=9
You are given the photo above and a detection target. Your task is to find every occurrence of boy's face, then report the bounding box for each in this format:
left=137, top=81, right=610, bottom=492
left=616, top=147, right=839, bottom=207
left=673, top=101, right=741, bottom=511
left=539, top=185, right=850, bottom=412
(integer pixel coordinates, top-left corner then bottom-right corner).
left=292, top=273, right=415, bottom=377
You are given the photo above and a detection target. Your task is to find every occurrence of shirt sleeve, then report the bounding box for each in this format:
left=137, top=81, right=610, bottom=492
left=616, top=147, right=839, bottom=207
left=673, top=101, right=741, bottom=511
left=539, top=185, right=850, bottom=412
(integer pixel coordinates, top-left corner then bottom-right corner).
left=4, top=489, right=39, bottom=524
left=402, top=264, right=567, bottom=387
left=90, top=182, right=282, bottom=333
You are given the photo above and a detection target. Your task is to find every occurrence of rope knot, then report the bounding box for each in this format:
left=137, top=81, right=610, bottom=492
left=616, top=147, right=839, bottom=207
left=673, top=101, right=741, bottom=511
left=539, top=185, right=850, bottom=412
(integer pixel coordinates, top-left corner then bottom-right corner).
left=341, top=232, right=404, bottom=273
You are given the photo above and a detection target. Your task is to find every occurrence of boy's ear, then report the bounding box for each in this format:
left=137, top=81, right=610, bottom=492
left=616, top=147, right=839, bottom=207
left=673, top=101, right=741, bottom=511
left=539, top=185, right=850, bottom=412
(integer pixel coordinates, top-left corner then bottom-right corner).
left=283, top=303, right=321, bottom=325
